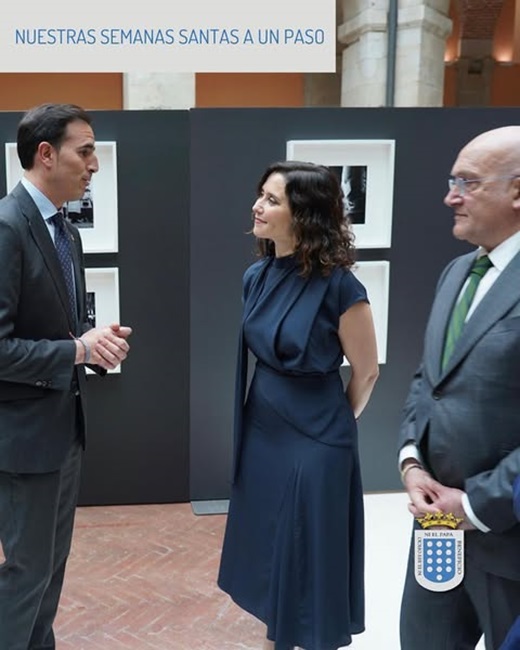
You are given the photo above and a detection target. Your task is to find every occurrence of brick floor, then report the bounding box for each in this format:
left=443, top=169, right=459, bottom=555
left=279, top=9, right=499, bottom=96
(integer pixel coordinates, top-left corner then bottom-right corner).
left=55, top=503, right=264, bottom=649
left=10, top=494, right=469, bottom=650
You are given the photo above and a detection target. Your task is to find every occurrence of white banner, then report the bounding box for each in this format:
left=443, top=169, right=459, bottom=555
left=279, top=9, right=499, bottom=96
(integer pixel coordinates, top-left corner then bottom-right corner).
left=1, top=0, right=336, bottom=72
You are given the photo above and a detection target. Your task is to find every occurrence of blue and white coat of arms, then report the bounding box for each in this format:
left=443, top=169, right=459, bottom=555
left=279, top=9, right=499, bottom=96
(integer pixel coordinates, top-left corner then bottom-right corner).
left=414, top=529, right=464, bottom=592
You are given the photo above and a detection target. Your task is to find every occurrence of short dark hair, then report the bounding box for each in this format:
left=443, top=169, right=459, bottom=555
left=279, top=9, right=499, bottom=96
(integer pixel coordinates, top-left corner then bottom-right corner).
left=17, top=103, right=92, bottom=170
left=255, top=160, right=356, bottom=276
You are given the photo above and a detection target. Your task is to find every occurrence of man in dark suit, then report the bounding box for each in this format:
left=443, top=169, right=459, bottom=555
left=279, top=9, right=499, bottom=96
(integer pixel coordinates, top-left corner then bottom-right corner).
left=0, top=103, right=132, bottom=649
left=399, top=125, right=520, bottom=650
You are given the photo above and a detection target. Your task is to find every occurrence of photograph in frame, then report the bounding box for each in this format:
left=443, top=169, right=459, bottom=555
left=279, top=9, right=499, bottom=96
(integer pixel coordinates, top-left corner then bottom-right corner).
left=346, top=260, right=390, bottom=365
left=286, top=139, right=395, bottom=248
left=85, top=267, right=121, bottom=374
left=5, top=141, right=119, bottom=253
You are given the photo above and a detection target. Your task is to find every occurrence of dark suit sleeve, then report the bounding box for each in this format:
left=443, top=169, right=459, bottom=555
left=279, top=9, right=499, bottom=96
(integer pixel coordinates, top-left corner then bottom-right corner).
left=0, top=219, right=76, bottom=389
left=514, top=476, right=520, bottom=519
left=398, top=363, right=424, bottom=451
left=500, top=616, right=520, bottom=650
left=397, top=259, right=458, bottom=454
left=465, top=450, right=520, bottom=533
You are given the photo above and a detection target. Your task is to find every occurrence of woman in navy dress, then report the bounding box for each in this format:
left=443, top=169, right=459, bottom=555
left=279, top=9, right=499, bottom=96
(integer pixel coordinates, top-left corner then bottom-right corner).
left=218, top=161, right=379, bottom=650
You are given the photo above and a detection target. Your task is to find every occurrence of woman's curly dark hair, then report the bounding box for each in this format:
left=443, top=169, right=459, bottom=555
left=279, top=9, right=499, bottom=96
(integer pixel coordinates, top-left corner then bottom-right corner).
left=254, top=161, right=356, bottom=276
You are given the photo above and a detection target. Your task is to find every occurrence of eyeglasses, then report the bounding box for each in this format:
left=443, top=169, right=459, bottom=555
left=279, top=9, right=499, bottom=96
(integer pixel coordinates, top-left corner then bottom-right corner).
left=448, top=174, right=520, bottom=196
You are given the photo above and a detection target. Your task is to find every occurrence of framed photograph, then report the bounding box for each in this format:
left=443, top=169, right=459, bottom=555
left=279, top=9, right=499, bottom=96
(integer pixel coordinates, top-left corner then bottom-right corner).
left=286, top=139, right=395, bottom=248
left=5, top=141, right=119, bottom=253
left=85, top=267, right=121, bottom=374
left=347, top=260, right=390, bottom=365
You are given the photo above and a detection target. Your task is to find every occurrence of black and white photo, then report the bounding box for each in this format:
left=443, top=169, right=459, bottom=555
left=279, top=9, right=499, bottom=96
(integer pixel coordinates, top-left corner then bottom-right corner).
left=5, top=140, right=119, bottom=252
left=85, top=268, right=121, bottom=373
left=287, top=139, right=395, bottom=248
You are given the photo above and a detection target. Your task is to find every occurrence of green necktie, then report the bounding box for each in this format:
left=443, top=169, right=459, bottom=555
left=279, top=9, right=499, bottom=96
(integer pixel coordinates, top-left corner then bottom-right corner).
left=441, top=255, right=493, bottom=371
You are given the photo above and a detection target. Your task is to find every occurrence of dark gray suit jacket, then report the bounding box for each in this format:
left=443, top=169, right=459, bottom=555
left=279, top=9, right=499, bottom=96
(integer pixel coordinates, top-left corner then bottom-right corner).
left=399, top=248, right=520, bottom=579
left=0, top=182, right=93, bottom=473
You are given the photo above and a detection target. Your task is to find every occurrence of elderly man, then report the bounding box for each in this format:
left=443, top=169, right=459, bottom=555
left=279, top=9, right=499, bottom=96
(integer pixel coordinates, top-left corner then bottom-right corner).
left=398, top=126, right=520, bottom=650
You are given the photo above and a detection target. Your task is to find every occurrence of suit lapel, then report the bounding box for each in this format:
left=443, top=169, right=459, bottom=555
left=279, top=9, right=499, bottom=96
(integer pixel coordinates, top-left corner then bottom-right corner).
left=12, top=183, right=78, bottom=332
left=442, top=250, right=520, bottom=375
left=426, top=252, right=475, bottom=381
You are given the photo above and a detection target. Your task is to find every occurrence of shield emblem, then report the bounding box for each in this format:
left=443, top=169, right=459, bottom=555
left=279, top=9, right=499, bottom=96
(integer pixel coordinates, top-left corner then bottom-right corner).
left=414, top=529, right=464, bottom=592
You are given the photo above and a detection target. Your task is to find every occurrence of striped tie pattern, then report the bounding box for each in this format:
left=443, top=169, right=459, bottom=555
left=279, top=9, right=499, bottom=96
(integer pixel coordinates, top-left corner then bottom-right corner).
left=441, top=255, right=492, bottom=371
left=50, top=211, right=77, bottom=327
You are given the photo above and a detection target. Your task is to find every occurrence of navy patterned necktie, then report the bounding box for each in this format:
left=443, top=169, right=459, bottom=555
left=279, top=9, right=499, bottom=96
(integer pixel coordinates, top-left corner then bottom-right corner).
left=50, top=211, right=77, bottom=326
left=441, top=254, right=493, bottom=371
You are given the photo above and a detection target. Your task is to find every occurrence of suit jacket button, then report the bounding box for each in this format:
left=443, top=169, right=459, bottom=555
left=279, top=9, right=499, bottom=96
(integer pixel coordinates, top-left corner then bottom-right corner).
left=35, top=380, right=43, bottom=387
left=433, top=390, right=441, bottom=400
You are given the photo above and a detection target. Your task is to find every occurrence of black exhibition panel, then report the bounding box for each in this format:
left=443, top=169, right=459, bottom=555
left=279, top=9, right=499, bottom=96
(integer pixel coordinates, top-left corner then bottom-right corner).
left=189, top=106, right=520, bottom=499
left=0, top=110, right=190, bottom=505
left=1, top=106, right=519, bottom=505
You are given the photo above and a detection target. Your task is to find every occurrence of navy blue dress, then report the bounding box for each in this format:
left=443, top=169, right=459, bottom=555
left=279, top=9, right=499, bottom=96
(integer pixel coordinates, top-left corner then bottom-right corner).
left=218, top=255, right=368, bottom=650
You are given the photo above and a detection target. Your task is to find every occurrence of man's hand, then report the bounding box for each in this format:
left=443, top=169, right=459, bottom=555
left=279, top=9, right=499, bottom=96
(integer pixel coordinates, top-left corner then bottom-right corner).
left=402, top=463, right=445, bottom=515
left=403, top=467, right=476, bottom=531
left=419, top=484, right=476, bottom=530
left=108, top=323, right=132, bottom=339
left=76, top=324, right=132, bottom=370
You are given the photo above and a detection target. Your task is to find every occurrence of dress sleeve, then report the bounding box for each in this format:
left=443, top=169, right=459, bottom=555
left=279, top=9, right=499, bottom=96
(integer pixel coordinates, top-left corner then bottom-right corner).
left=338, top=269, right=368, bottom=315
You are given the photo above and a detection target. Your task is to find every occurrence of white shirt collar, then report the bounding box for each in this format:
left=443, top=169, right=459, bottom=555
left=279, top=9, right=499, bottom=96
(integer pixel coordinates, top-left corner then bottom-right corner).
left=478, top=230, right=520, bottom=272
left=20, top=177, right=60, bottom=221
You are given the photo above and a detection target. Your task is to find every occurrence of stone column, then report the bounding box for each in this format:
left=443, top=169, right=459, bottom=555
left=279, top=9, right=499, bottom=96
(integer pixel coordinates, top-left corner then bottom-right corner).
left=395, top=0, right=452, bottom=106
left=338, top=0, right=452, bottom=107
left=338, top=0, right=389, bottom=106
left=123, top=73, right=195, bottom=109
